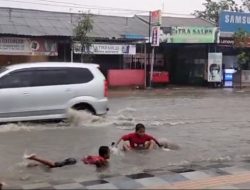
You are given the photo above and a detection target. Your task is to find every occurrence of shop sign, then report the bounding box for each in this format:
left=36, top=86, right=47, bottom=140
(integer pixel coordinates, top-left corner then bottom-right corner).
left=160, top=26, right=218, bottom=43
left=219, top=11, right=250, bottom=33
left=151, top=26, right=160, bottom=46
left=151, top=10, right=161, bottom=26
left=0, top=37, right=58, bottom=56
left=73, top=43, right=136, bottom=55
left=219, top=37, right=250, bottom=47
left=207, top=53, right=223, bottom=82
left=219, top=37, right=234, bottom=46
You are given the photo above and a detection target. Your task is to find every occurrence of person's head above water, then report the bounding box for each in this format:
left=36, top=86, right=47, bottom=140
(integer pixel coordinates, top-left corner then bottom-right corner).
left=135, top=123, right=146, bottom=136
left=99, top=146, right=110, bottom=159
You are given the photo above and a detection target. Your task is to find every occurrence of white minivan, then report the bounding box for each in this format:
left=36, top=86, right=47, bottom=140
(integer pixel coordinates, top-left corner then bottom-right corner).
left=0, top=62, right=109, bottom=123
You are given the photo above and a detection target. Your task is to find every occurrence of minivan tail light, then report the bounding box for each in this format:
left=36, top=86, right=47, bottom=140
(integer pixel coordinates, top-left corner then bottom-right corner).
left=104, top=80, right=108, bottom=97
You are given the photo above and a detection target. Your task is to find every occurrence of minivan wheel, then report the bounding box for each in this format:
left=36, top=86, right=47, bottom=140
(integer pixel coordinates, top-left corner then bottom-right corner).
left=72, top=103, right=96, bottom=115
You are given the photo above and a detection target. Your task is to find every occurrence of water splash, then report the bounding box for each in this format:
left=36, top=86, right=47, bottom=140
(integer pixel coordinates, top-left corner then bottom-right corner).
left=66, top=109, right=112, bottom=127
left=117, top=107, right=136, bottom=114
left=66, top=108, right=137, bottom=129
left=110, top=146, right=124, bottom=157
left=158, top=138, right=180, bottom=150
left=0, top=123, right=37, bottom=133
left=206, top=156, right=232, bottom=162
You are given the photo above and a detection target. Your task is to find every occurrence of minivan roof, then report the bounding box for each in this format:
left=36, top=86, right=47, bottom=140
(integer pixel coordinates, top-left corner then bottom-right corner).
left=6, top=62, right=100, bottom=70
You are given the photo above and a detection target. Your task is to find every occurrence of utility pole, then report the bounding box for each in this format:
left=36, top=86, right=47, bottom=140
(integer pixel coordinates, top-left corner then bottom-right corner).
left=149, top=47, right=155, bottom=88
left=144, top=42, right=147, bottom=88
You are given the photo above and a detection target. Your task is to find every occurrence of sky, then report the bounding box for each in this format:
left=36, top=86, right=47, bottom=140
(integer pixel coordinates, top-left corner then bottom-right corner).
left=0, top=0, right=243, bottom=16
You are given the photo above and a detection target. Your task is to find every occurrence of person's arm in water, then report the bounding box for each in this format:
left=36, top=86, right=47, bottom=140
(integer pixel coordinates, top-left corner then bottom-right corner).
left=115, top=134, right=130, bottom=147
left=146, top=134, right=164, bottom=148
left=115, top=137, right=123, bottom=147
left=154, top=139, right=164, bottom=148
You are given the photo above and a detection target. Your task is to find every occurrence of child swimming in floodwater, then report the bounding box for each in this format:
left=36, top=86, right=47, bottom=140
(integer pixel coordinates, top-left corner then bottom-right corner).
left=25, top=146, right=110, bottom=169
left=115, top=123, right=163, bottom=151
left=82, top=146, right=110, bottom=168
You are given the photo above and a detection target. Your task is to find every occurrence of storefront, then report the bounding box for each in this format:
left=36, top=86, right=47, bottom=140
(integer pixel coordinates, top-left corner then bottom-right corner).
left=0, top=37, right=60, bottom=66
left=159, top=26, right=218, bottom=85
left=218, top=11, right=250, bottom=87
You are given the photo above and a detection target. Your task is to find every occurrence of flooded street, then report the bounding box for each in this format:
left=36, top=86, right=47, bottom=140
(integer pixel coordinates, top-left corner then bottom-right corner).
left=1, top=88, right=250, bottom=186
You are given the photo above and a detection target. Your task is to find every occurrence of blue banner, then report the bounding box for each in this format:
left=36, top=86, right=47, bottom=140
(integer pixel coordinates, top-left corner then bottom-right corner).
left=219, top=11, right=250, bottom=32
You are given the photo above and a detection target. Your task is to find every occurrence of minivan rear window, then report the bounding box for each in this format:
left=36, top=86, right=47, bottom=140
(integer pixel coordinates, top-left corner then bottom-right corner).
left=67, top=68, right=94, bottom=84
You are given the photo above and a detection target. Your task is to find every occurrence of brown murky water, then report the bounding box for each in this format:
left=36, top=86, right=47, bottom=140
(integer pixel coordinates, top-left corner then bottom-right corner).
left=1, top=88, right=250, bottom=186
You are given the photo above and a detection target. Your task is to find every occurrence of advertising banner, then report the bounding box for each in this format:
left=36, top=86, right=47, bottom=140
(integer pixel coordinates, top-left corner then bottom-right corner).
left=208, top=53, right=223, bottom=82
left=151, top=26, right=160, bottom=46
left=73, top=43, right=136, bottom=55
left=160, top=27, right=218, bottom=43
left=0, top=37, right=58, bottom=56
left=219, top=37, right=250, bottom=47
left=219, top=11, right=250, bottom=33
left=219, top=37, right=234, bottom=46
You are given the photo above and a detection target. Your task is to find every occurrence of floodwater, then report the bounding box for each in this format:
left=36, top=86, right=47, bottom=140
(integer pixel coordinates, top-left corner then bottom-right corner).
left=1, top=88, right=250, bottom=186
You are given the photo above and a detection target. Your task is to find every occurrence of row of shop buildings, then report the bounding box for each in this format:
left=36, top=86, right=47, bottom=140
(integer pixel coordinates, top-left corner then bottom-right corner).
left=0, top=7, right=249, bottom=87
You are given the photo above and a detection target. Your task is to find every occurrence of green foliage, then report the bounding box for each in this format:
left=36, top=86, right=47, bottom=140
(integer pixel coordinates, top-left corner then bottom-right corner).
left=74, top=13, right=94, bottom=62
left=237, top=52, right=250, bottom=70
left=233, top=29, right=250, bottom=47
left=193, top=0, right=241, bottom=24
left=233, top=29, right=250, bottom=70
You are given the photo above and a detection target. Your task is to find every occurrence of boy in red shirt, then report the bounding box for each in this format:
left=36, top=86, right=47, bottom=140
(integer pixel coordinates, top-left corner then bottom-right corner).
left=25, top=146, right=110, bottom=169
left=115, top=123, right=162, bottom=151
left=82, top=146, right=110, bottom=168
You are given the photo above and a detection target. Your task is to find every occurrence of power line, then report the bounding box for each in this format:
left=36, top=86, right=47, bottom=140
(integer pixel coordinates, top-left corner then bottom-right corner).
left=25, top=0, right=146, bottom=12
left=0, top=0, right=195, bottom=18
left=0, top=0, right=148, bottom=14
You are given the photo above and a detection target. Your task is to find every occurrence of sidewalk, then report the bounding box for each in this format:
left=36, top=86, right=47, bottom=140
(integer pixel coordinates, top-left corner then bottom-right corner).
left=4, top=163, right=250, bottom=189
left=145, top=171, right=250, bottom=189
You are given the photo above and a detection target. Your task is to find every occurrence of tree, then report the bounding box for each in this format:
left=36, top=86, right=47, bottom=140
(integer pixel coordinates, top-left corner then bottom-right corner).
left=233, top=29, right=250, bottom=70
left=74, top=13, right=94, bottom=62
left=193, top=0, right=241, bottom=24
left=242, top=0, right=250, bottom=11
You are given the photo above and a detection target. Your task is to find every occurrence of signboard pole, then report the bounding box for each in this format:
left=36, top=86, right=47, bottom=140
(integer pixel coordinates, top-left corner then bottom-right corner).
left=149, top=47, right=155, bottom=88
left=144, top=42, right=147, bottom=89
left=148, top=10, right=161, bottom=88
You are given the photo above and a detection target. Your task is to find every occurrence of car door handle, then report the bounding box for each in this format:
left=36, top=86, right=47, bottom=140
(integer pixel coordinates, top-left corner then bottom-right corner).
left=23, top=92, right=30, bottom=95
left=65, top=89, right=71, bottom=92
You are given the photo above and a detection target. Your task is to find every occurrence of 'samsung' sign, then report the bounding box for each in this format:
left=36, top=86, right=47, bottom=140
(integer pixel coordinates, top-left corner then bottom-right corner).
left=219, top=11, right=250, bottom=32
